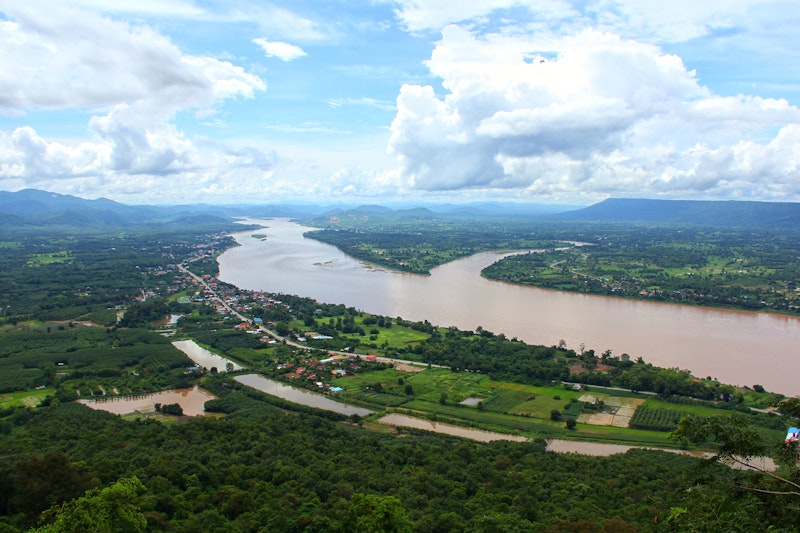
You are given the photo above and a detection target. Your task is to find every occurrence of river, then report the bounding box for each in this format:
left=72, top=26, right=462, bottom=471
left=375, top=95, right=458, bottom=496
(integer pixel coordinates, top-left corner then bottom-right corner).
left=217, top=219, right=800, bottom=395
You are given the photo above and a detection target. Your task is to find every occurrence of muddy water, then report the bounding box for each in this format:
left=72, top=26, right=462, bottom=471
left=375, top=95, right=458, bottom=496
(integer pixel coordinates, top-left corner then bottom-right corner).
left=217, top=219, right=800, bottom=395
left=234, top=374, right=373, bottom=416
left=377, top=413, right=527, bottom=442
left=546, top=439, right=776, bottom=470
left=78, top=385, right=215, bottom=417
left=173, top=339, right=243, bottom=372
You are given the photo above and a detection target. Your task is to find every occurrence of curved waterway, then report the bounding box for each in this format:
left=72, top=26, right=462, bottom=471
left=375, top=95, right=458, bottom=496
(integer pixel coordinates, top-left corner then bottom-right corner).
left=218, top=219, right=800, bottom=395
left=378, top=413, right=527, bottom=443
left=234, top=374, right=373, bottom=417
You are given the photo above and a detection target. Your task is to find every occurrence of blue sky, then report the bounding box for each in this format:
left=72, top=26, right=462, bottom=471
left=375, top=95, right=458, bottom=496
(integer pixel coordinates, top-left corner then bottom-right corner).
left=0, top=0, right=799, bottom=205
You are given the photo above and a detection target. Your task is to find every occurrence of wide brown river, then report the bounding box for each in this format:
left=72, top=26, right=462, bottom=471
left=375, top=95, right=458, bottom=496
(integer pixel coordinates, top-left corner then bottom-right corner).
left=217, top=219, right=800, bottom=395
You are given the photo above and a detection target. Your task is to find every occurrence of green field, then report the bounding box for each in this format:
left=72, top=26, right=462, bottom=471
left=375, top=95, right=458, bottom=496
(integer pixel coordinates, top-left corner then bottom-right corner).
left=323, top=365, right=774, bottom=447
left=0, top=388, right=55, bottom=408
left=26, top=251, right=73, bottom=266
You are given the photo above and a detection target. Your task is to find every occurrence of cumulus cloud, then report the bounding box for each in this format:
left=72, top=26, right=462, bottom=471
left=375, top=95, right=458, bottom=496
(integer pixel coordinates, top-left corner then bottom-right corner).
left=388, top=26, right=800, bottom=200
left=0, top=3, right=265, bottom=113
left=0, top=2, right=283, bottom=203
left=253, top=38, right=308, bottom=61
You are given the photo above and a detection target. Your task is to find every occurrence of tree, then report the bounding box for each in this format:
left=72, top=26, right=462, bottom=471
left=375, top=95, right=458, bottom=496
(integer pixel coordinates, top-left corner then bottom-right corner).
left=346, top=493, right=412, bottom=533
left=669, top=414, right=800, bottom=530
left=565, top=419, right=576, bottom=430
left=9, top=453, right=95, bottom=521
left=32, top=477, right=147, bottom=533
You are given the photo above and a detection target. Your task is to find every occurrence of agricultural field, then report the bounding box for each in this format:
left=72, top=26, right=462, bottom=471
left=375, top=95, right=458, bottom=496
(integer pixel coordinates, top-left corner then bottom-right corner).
left=482, top=226, right=800, bottom=314
left=26, top=251, right=73, bottom=266
left=0, top=388, right=55, bottom=408
left=0, top=326, right=196, bottom=397
left=324, top=366, right=784, bottom=447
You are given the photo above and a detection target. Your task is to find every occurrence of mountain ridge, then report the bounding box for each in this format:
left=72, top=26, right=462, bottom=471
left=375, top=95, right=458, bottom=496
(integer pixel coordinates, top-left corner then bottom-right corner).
left=551, top=197, right=800, bottom=228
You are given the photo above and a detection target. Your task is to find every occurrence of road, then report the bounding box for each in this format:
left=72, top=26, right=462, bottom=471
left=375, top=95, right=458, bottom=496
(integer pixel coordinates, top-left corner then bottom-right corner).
left=178, top=264, right=438, bottom=369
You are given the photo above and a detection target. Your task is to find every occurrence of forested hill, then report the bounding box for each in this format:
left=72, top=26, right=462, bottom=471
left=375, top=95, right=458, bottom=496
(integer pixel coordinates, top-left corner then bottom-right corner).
left=0, top=188, right=339, bottom=229
left=552, top=198, right=800, bottom=229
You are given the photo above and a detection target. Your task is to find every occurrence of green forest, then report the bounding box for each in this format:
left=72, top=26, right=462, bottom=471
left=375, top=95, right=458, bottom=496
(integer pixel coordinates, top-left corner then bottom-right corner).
left=2, top=210, right=800, bottom=532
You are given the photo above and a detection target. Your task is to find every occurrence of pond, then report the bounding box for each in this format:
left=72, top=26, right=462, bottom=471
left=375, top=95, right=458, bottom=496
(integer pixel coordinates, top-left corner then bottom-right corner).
left=172, top=339, right=243, bottom=372
left=234, top=374, right=373, bottom=416
left=377, top=413, right=528, bottom=443
left=77, top=385, right=216, bottom=417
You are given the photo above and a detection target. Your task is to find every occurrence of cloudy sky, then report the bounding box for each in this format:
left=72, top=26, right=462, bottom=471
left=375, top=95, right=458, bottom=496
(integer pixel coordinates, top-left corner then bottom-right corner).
left=1, top=0, right=799, bottom=206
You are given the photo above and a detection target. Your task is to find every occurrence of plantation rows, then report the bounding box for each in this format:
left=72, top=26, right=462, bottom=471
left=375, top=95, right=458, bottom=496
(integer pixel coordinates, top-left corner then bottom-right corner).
left=629, top=405, right=688, bottom=431
left=0, top=332, right=80, bottom=357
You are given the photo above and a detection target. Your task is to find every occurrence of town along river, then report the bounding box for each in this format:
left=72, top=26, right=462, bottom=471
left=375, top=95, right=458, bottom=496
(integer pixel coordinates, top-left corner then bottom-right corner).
left=217, top=219, right=800, bottom=395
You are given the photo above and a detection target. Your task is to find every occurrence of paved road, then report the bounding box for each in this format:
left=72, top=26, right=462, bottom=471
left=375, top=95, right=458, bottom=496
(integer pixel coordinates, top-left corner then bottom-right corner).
left=178, top=264, right=439, bottom=369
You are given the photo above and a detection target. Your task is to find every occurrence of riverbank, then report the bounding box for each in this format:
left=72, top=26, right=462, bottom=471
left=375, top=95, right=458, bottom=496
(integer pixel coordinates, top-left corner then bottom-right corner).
left=217, top=219, right=800, bottom=395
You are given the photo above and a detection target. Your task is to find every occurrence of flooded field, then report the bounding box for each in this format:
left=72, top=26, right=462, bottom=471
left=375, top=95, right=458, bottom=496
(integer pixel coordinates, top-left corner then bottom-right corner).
left=377, top=413, right=527, bottom=443
left=234, top=374, right=373, bottom=416
left=173, top=339, right=243, bottom=372
left=78, top=385, right=216, bottom=417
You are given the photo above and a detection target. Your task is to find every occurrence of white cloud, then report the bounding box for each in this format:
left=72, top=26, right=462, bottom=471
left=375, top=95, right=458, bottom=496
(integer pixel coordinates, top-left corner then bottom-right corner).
left=229, top=3, right=327, bottom=43
left=0, top=2, right=281, bottom=203
left=328, top=97, right=396, bottom=112
left=253, top=38, right=308, bottom=61
left=589, top=0, right=768, bottom=43
left=391, top=0, right=785, bottom=44
left=63, top=0, right=205, bottom=17
left=0, top=3, right=264, bottom=113
left=392, top=0, right=576, bottom=33
left=388, top=26, right=800, bottom=201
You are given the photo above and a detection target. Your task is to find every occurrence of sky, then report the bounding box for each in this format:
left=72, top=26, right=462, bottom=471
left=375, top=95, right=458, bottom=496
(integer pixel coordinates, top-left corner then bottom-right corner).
left=0, top=0, right=799, bottom=206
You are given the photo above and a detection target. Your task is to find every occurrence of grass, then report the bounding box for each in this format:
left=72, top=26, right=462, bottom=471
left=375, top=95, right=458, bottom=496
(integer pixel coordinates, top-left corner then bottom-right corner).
left=328, top=367, right=690, bottom=446
left=299, top=313, right=431, bottom=354
left=641, top=398, right=727, bottom=417
left=397, top=398, right=677, bottom=446
left=26, top=251, right=72, bottom=266
left=0, top=388, right=55, bottom=408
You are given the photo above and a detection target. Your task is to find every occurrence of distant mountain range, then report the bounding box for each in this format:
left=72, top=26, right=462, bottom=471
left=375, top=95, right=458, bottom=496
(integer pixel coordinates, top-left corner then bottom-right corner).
left=1, top=189, right=799, bottom=230
left=0, top=189, right=333, bottom=229
left=553, top=198, right=800, bottom=228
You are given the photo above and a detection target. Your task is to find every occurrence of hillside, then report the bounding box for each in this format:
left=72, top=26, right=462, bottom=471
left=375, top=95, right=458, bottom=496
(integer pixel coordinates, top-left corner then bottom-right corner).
left=553, top=198, right=800, bottom=228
